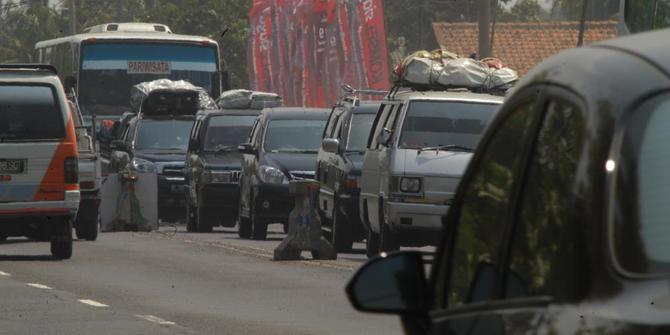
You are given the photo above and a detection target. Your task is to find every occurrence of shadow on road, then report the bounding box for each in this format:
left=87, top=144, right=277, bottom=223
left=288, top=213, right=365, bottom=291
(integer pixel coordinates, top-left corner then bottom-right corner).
left=0, top=255, right=57, bottom=261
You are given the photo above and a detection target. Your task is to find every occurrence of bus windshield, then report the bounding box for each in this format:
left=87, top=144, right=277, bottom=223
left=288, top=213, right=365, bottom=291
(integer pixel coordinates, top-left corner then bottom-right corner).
left=78, top=42, right=218, bottom=116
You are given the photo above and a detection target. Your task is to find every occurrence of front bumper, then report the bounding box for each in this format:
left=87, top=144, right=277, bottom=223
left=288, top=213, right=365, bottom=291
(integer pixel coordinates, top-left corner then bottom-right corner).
left=200, top=183, right=239, bottom=220
left=157, top=175, right=186, bottom=220
left=253, top=184, right=292, bottom=224
left=0, top=190, right=80, bottom=220
left=387, top=201, right=448, bottom=231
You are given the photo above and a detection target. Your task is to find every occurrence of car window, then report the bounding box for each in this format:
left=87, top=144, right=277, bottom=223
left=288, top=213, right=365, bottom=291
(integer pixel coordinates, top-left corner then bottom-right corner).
left=368, top=104, right=391, bottom=149
left=263, top=119, right=327, bottom=153
left=376, top=104, right=401, bottom=149
left=203, top=115, right=257, bottom=151
left=399, top=101, right=498, bottom=150
left=614, top=92, right=670, bottom=275
left=506, top=98, right=587, bottom=302
left=347, top=113, right=376, bottom=152
left=0, top=84, right=65, bottom=141
left=445, top=101, right=536, bottom=308
left=333, top=114, right=345, bottom=139
left=324, top=109, right=341, bottom=139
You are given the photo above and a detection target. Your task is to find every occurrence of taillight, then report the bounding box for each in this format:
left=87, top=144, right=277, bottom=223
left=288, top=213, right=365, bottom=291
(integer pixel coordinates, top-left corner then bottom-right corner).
left=64, top=156, right=78, bottom=184
left=345, top=176, right=359, bottom=190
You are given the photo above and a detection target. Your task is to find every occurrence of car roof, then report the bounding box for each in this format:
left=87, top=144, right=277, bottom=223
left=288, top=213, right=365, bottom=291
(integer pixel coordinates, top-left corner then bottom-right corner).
left=261, top=107, right=331, bottom=120
left=0, top=68, right=60, bottom=85
left=350, top=103, right=381, bottom=114
left=388, top=89, right=504, bottom=104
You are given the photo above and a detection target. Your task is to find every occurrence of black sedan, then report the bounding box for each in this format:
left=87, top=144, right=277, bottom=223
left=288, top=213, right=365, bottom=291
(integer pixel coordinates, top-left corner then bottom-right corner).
left=237, top=107, right=329, bottom=240
left=346, top=28, right=670, bottom=334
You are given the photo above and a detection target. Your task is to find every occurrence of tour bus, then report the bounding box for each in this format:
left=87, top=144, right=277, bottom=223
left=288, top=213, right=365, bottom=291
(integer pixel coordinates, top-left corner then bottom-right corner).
left=35, top=22, right=224, bottom=154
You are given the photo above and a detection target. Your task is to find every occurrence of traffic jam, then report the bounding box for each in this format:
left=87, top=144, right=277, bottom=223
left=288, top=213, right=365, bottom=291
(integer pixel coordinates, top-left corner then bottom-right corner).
left=1, top=0, right=670, bottom=334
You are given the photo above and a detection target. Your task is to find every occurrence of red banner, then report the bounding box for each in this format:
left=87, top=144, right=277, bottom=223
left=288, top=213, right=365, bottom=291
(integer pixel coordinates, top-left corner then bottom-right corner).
left=248, top=0, right=390, bottom=107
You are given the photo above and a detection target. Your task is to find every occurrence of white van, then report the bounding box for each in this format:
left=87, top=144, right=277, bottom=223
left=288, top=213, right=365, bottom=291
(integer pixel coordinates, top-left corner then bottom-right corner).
left=360, top=89, right=502, bottom=257
left=0, top=65, right=80, bottom=259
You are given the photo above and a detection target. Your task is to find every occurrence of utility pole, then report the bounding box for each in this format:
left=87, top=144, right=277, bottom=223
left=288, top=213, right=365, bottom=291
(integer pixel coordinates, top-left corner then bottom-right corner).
left=69, top=0, right=76, bottom=35
left=478, top=0, right=491, bottom=58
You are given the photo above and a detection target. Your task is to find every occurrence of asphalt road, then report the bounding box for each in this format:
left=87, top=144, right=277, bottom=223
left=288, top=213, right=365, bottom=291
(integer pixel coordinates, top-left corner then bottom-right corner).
left=0, top=223, right=409, bottom=335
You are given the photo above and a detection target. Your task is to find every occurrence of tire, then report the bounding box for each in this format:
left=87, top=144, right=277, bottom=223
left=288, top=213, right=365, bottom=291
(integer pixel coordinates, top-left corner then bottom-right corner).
left=250, top=195, right=267, bottom=240
left=379, top=202, right=400, bottom=253
left=366, top=226, right=380, bottom=258
left=51, top=219, right=73, bottom=260
left=75, top=213, right=99, bottom=241
left=186, top=201, right=197, bottom=232
left=196, top=206, right=214, bottom=233
left=0, top=235, right=6, bottom=242
left=237, top=192, right=251, bottom=239
left=331, top=198, right=353, bottom=253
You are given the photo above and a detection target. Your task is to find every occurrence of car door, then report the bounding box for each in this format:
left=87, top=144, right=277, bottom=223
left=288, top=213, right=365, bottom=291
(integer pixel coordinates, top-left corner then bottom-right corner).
left=361, top=103, right=393, bottom=233
left=240, top=117, right=262, bottom=217
left=378, top=103, right=402, bottom=216
left=460, top=89, right=590, bottom=335
left=186, top=118, right=203, bottom=202
left=428, top=86, right=590, bottom=335
left=426, top=88, right=544, bottom=335
left=318, top=108, right=342, bottom=217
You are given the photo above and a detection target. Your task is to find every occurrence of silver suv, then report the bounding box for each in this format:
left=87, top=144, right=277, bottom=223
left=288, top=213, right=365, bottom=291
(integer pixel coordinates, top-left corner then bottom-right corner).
left=359, top=89, right=502, bottom=257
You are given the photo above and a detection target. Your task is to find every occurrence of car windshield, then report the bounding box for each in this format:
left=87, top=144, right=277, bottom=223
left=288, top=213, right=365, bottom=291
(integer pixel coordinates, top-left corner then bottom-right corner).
left=615, top=93, right=670, bottom=275
left=203, top=115, right=257, bottom=151
left=0, top=84, right=64, bottom=141
left=398, top=100, right=499, bottom=150
left=135, top=119, right=193, bottom=151
left=79, top=43, right=218, bottom=116
left=263, top=119, right=327, bottom=153
left=347, top=113, right=376, bottom=152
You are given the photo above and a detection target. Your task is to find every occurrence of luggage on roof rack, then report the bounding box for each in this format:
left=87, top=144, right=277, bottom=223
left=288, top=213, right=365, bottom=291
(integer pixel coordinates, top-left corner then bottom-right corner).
left=392, top=49, right=518, bottom=92
left=216, top=89, right=283, bottom=109
left=130, top=79, right=217, bottom=116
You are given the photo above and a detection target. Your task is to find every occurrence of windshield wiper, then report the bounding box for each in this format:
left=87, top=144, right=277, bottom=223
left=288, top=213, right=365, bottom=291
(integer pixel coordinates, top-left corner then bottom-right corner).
left=418, top=144, right=473, bottom=153
left=215, top=145, right=237, bottom=153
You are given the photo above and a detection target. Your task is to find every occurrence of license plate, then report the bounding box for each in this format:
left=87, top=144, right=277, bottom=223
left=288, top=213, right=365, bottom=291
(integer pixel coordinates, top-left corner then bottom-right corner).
left=0, top=159, right=25, bottom=173
left=171, top=184, right=185, bottom=194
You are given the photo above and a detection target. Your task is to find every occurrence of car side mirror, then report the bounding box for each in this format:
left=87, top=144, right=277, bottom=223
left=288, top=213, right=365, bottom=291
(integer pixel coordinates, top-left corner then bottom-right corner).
left=346, top=251, right=428, bottom=315
left=110, top=140, right=128, bottom=153
left=322, top=138, right=340, bottom=153
left=238, top=143, right=258, bottom=155
left=379, top=128, right=393, bottom=147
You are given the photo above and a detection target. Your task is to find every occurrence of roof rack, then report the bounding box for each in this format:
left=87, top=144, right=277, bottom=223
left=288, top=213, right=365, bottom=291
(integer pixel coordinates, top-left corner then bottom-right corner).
left=388, top=82, right=509, bottom=98
left=0, top=64, right=58, bottom=75
left=338, top=84, right=387, bottom=106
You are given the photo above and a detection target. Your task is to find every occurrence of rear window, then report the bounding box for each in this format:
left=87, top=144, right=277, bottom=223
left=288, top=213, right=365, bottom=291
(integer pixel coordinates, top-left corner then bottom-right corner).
left=0, top=84, right=65, bottom=141
left=614, top=92, right=670, bottom=275
left=398, top=100, right=498, bottom=150
left=203, top=115, right=257, bottom=151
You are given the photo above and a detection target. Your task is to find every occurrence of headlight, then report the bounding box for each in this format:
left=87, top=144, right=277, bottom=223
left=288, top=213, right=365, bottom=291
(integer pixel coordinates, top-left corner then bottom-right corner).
left=131, top=158, right=155, bottom=173
left=400, top=177, right=422, bottom=193
left=258, top=165, right=288, bottom=184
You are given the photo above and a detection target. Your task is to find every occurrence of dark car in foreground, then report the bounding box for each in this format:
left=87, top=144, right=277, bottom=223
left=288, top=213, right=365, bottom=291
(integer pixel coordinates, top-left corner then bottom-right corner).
left=346, top=28, right=670, bottom=334
left=317, top=100, right=379, bottom=252
left=237, top=107, right=329, bottom=240
left=185, top=109, right=260, bottom=232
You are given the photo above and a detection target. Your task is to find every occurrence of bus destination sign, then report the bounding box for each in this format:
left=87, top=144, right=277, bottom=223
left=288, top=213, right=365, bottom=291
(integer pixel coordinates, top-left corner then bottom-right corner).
left=127, top=61, right=171, bottom=74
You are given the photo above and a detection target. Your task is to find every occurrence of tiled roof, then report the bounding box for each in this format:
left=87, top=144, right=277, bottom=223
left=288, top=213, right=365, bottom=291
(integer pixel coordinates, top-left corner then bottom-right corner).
left=432, top=21, right=618, bottom=76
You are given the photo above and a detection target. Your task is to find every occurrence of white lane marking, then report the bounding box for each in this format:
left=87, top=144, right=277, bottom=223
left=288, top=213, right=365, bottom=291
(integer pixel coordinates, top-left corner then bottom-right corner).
left=135, top=314, right=176, bottom=326
left=0, top=270, right=11, bottom=277
left=26, top=283, right=53, bottom=290
left=78, top=299, right=109, bottom=308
